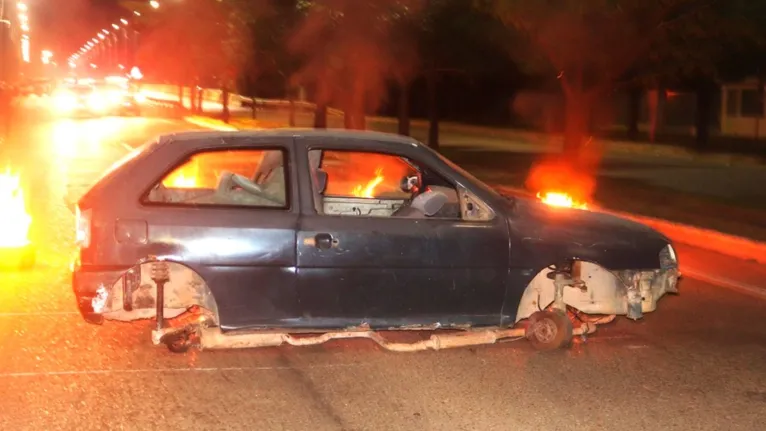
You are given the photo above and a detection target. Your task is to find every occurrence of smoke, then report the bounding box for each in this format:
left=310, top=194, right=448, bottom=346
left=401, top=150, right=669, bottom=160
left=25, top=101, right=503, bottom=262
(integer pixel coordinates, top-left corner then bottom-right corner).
left=288, top=0, right=423, bottom=128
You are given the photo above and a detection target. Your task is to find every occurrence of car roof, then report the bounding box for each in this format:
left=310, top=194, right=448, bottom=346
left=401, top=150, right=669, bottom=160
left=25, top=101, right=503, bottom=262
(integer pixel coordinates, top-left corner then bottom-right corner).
left=160, top=128, right=422, bottom=150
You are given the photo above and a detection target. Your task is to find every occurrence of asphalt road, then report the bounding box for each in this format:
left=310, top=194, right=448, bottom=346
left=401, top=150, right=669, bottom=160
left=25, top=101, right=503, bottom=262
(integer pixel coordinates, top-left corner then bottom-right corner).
left=1, top=100, right=765, bottom=431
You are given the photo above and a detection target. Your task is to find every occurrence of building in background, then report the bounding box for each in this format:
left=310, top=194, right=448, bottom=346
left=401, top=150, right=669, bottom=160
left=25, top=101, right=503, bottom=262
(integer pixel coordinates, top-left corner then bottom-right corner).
left=720, top=77, right=766, bottom=138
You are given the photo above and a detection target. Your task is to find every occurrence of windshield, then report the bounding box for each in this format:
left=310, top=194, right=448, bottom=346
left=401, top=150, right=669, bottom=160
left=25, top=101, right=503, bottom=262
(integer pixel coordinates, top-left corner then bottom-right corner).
left=81, top=139, right=160, bottom=205
left=422, top=143, right=505, bottom=200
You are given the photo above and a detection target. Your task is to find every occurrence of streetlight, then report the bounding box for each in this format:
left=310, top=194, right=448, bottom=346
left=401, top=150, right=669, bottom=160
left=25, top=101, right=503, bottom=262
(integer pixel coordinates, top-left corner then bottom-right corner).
left=41, top=50, right=53, bottom=65
left=21, top=34, right=29, bottom=63
left=69, top=2, right=166, bottom=71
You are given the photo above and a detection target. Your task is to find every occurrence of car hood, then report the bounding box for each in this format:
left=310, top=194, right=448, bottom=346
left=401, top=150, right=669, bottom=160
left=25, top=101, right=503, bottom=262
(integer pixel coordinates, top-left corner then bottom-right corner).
left=505, top=196, right=671, bottom=270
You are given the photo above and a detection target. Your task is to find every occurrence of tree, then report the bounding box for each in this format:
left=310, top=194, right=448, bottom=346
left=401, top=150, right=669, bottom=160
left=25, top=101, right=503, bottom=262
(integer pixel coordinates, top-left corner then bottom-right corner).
left=488, top=0, right=741, bottom=156
left=235, top=0, right=301, bottom=119
left=135, top=0, right=251, bottom=117
left=288, top=0, right=423, bottom=130
left=622, top=1, right=766, bottom=146
left=415, top=0, right=508, bottom=149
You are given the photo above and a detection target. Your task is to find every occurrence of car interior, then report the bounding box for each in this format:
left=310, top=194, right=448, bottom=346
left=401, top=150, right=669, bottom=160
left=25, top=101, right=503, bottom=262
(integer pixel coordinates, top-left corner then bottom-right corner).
left=147, top=148, right=471, bottom=220
left=308, top=149, right=462, bottom=219
left=146, top=150, right=287, bottom=207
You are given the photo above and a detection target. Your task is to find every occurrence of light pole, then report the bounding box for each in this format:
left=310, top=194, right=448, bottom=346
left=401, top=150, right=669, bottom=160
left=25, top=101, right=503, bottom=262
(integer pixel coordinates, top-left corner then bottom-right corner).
left=67, top=2, right=174, bottom=74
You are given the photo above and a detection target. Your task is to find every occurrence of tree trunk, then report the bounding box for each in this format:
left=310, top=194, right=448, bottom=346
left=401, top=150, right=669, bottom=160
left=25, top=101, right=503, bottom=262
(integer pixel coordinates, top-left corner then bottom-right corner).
left=647, top=88, right=659, bottom=142
left=694, top=83, right=711, bottom=150
left=314, top=103, right=328, bottom=128
left=398, top=80, right=411, bottom=136
left=343, top=108, right=353, bottom=129
left=197, top=88, right=204, bottom=115
left=426, top=62, right=439, bottom=151
left=288, top=91, right=296, bottom=127
left=562, top=92, right=590, bottom=159
left=344, top=74, right=366, bottom=130
left=627, top=86, right=641, bottom=140
left=222, top=86, right=230, bottom=124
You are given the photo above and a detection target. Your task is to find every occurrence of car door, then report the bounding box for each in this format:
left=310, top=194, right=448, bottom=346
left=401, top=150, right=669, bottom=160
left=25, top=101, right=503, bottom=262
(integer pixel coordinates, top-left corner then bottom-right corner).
left=294, top=137, right=510, bottom=329
left=137, top=140, right=300, bottom=331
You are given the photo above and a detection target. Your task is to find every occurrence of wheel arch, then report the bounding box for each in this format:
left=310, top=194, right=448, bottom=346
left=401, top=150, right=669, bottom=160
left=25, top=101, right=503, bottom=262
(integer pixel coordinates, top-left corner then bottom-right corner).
left=100, top=258, right=221, bottom=325
left=513, top=258, right=625, bottom=323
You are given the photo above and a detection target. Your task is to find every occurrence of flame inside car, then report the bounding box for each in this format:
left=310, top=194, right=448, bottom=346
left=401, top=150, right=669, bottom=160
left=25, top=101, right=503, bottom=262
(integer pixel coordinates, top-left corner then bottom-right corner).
left=352, top=168, right=384, bottom=198
left=163, top=162, right=200, bottom=188
left=537, top=191, right=589, bottom=210
left=0, top=170, right=32, bottom=248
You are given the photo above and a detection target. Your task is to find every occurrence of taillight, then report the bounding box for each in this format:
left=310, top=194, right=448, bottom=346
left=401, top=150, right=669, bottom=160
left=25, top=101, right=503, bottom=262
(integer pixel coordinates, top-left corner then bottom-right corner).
left=75, top=206, right=92, bottom=248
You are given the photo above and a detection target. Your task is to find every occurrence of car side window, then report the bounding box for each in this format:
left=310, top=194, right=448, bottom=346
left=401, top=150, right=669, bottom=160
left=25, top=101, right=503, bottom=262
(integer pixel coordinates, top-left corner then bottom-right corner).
left=144, top=149, right=288, bottom=208
left=309, top=149, right=462, bottom=219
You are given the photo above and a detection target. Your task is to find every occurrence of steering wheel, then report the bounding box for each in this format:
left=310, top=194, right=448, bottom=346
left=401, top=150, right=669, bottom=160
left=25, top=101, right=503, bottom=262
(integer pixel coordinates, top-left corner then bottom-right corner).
left=230, top=172, right=266, bottom=195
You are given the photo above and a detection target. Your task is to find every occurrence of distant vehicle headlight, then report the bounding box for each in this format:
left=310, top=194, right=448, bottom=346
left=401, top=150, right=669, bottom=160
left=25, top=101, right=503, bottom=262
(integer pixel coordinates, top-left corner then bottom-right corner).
left=88, top=93, right=107, bottom=111
left=54, top=92, right=77, bottom=112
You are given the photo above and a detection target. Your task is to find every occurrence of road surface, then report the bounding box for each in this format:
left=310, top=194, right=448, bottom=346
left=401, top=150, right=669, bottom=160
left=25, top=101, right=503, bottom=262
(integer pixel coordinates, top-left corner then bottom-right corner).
left=0, top=99, right=765, bottom=431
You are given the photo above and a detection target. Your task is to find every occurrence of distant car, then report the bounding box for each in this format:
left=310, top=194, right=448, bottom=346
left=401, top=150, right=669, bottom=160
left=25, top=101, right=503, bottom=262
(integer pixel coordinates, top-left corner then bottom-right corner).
left=71, top=130, right=680, bottom=353
left=52, top=81, right=140, bottom=117
left=94, top=81, right=142, bottom=116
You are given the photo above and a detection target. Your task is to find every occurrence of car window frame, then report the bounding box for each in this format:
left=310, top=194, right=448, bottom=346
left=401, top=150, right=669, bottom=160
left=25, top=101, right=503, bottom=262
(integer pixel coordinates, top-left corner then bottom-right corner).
left=306, top=145, right=490, bottom=222
left=139, top=146, right=293, bottom=212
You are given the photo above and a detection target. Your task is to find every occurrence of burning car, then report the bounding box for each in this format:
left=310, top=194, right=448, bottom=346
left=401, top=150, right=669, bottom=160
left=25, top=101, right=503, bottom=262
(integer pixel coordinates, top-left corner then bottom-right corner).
left=71, top=130, right=680, bottom=353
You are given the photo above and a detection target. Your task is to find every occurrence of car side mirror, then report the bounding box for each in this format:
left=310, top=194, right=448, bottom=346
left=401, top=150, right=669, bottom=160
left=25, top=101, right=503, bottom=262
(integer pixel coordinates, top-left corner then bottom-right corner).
left=400, top=175, right=419, bottom=193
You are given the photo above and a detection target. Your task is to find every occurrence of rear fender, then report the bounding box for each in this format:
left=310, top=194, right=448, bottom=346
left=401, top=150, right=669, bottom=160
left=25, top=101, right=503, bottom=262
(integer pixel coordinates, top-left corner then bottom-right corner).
left=94, top=259, right=219, bottom=324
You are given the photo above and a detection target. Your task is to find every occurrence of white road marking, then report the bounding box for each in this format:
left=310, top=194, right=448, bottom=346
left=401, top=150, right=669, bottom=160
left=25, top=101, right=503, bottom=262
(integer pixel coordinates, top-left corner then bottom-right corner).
left=683, top=269, right=766, bottom=301
left=0, top=363, right=364, bottom=378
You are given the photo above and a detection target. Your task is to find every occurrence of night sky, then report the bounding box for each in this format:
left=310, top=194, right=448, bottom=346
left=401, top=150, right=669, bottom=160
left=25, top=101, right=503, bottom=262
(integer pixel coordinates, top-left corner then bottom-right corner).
left=30, top=0, right=123, bottom=60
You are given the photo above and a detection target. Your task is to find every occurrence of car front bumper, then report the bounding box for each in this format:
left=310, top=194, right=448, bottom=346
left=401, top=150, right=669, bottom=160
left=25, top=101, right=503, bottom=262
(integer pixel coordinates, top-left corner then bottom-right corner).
left=516, top=263, right=681, bottom=322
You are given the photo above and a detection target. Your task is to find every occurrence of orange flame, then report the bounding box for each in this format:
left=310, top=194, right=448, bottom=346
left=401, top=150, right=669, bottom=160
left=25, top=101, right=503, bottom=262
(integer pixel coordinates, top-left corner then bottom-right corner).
left=537, top=191, right=588, bottom=210
left=352, top=168, right=384, bottom=198
left=163, top=162, right=200, bottom=188
left=0, top=170, right=32, bottom=248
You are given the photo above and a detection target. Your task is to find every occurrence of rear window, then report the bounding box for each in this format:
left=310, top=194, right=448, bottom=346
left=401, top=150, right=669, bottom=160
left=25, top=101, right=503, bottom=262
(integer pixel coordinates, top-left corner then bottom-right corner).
left=79, top=139, right=159, bottom=206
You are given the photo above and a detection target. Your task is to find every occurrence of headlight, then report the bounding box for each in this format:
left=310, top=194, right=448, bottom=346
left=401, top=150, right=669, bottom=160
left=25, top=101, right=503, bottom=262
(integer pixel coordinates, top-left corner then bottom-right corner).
left=54, top=93, right=77, bottom=111
left=88, top=93, right=106, bottom=111
left=659, top=244, right=677, bottom=269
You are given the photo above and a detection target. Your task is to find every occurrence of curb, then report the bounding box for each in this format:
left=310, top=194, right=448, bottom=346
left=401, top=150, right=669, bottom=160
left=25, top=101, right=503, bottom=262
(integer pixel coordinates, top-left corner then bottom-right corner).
left=608, top=211, right=766, bottom=266
left=493, top=185, right=766, bottom=266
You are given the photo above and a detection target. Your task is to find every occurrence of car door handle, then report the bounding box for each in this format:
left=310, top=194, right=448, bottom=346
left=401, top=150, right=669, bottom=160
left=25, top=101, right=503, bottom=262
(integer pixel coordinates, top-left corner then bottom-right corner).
left=314, top=233, right=334, bottom=250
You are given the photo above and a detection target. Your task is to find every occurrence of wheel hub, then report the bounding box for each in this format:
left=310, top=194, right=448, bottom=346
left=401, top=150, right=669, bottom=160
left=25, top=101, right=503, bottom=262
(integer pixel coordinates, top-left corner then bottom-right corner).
left=532, top=318, right=558, bottom=343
